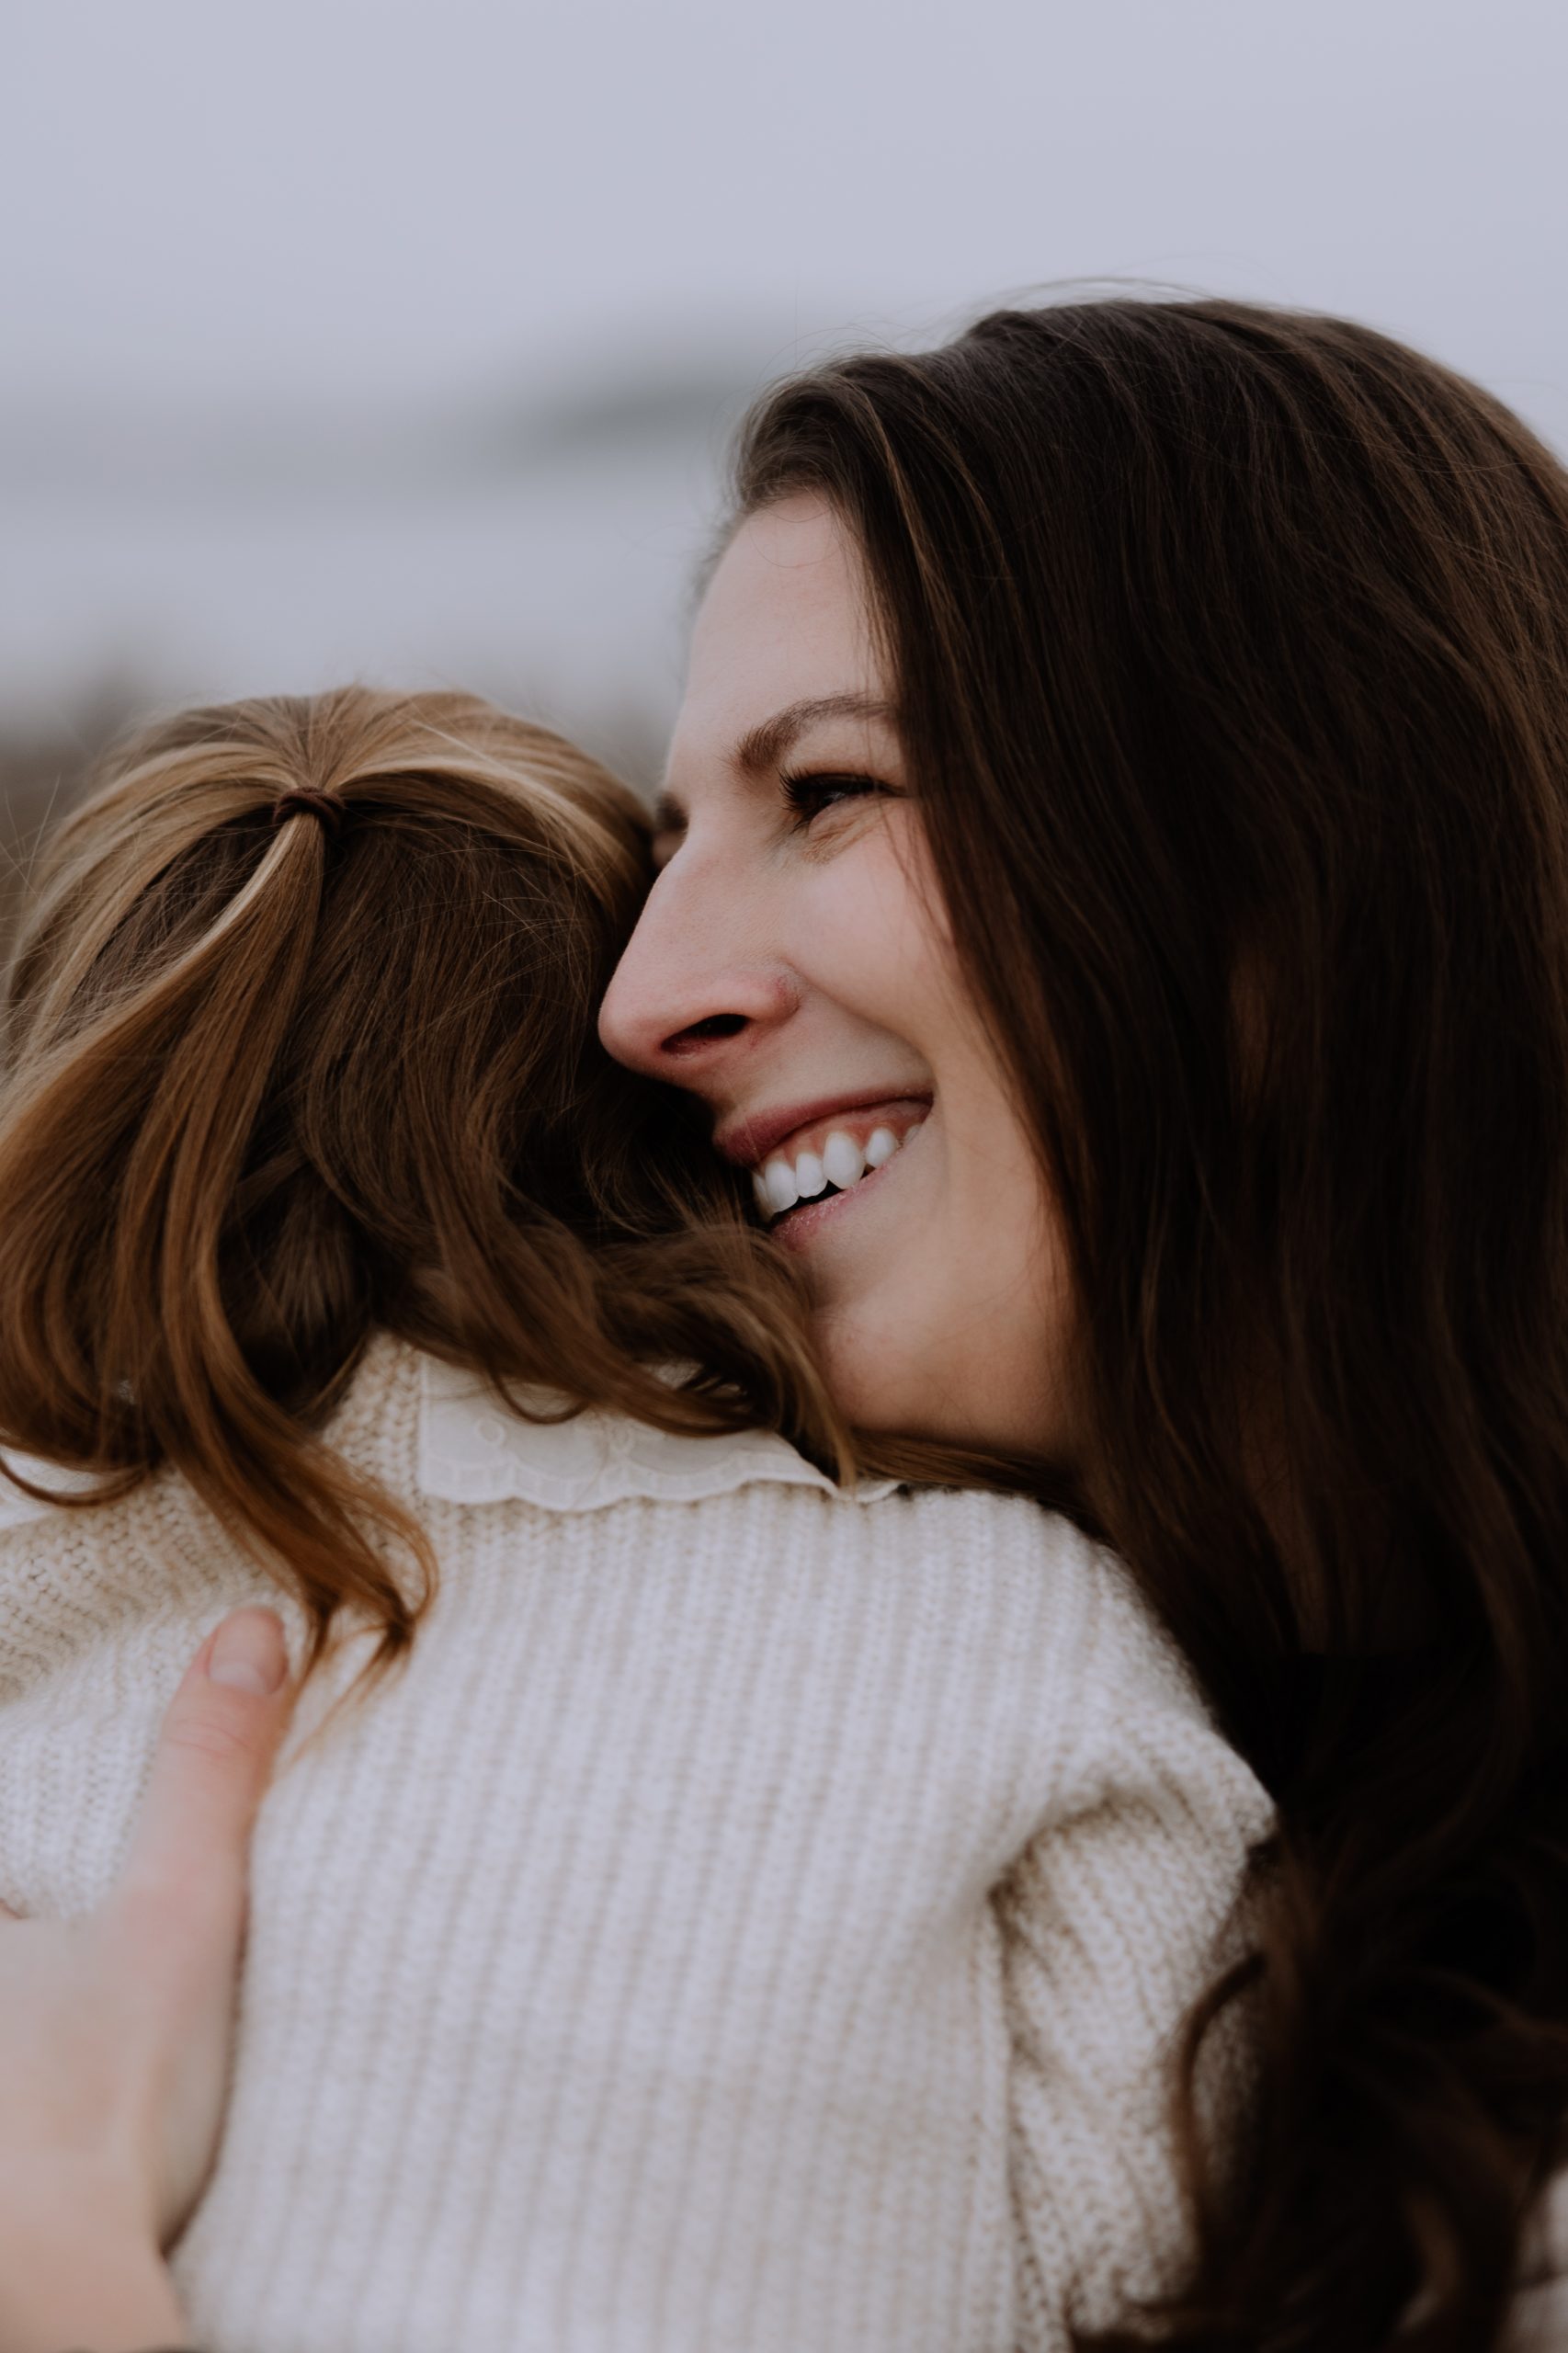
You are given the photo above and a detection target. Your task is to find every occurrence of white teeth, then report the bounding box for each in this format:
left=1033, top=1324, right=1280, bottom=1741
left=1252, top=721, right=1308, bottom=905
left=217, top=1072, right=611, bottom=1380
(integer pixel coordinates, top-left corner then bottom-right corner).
left=755, top=1117, right=923, bottom=1220
left=821, top=1129, right=866, bottom=1189
left=762, top=1156, right=800, bottom=1214
left=793, top=1149, right=826, bottom=1200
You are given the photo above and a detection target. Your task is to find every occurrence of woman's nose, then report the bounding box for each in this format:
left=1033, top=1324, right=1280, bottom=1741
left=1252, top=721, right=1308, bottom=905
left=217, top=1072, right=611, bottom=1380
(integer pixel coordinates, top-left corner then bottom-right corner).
left=598, top=867, right=798, bottom=1082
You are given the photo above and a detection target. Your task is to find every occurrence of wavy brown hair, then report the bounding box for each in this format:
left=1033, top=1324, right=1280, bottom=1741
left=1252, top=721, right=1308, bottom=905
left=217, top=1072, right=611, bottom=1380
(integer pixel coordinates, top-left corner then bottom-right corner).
left=0, top=687, right=854, bottom=1673
left=734, top=300, right=1568, bottom=2347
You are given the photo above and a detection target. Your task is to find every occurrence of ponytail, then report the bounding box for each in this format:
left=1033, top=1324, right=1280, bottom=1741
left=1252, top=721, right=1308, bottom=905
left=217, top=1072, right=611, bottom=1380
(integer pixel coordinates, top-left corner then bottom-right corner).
left=0, top=690, right=858, bottom=1676
left=1, top=761, right=426, bottom=1673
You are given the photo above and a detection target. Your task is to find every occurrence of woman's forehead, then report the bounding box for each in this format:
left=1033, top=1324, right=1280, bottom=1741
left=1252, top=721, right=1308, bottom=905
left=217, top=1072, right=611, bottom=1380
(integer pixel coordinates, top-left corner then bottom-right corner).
left=672, top=498, right=889, bottom=776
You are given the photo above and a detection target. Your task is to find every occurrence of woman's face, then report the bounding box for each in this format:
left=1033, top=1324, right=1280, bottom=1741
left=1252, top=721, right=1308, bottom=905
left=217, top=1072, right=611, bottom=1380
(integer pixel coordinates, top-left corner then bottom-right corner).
left=599, top=493, right=1075, bottom=1458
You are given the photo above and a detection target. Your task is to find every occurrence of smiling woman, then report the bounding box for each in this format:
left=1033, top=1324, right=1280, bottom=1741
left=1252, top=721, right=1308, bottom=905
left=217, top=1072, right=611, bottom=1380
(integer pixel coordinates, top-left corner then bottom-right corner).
left=600, top=502, right=1074, bottom=1463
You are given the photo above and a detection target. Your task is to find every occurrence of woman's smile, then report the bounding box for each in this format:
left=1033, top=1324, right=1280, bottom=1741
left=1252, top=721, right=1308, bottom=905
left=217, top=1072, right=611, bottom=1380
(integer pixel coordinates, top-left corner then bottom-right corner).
left=718, top=1092, right=931, bottom=1225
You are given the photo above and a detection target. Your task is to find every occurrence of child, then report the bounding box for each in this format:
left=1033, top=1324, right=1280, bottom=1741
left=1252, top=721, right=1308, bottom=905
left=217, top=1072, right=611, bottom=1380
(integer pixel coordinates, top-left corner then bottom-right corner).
left=0, top=688, right=1268, bottom=2352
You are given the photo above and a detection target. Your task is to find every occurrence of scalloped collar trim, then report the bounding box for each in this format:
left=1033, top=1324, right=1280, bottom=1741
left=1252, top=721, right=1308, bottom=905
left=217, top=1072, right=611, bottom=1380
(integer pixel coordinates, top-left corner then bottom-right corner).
left=0, top=1360, right=895, bottom=1534
left=416, top=1356, right=895, bottom=1513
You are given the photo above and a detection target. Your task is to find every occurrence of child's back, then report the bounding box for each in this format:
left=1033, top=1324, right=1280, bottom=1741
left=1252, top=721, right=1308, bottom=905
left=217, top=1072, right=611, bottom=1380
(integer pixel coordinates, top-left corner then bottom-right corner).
left=0, top=691, right=1269, bottom=2351
left=0, top=1334, right=1267, bottom=2353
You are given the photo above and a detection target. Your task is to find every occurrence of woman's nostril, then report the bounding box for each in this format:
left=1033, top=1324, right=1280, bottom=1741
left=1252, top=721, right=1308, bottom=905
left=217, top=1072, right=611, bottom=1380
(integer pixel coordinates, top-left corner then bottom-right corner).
left=663, top=1013, right=749, bottom=1057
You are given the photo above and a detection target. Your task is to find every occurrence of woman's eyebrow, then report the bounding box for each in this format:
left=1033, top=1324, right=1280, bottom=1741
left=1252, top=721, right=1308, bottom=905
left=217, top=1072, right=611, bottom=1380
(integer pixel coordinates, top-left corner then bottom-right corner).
left=732, top=693, right=895, bottom=778
left=653, top=694, right=897, bottom=834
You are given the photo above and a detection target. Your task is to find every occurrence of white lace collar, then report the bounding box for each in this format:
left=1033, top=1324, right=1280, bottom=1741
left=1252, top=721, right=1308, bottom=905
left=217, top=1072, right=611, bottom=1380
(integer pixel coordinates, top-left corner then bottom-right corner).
left=416, top=1357, right=895, bottom=1513
left=0, top=1358, right=894, bottom=1532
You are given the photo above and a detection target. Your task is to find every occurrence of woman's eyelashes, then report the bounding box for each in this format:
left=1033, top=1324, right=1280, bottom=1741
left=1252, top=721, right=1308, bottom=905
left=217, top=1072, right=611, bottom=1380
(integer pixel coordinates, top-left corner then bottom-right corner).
left=778, top=768, right=901, bottom=830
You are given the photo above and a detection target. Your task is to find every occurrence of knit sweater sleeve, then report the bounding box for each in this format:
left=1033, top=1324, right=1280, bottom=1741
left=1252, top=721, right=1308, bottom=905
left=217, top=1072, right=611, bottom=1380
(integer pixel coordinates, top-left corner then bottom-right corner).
left=996, top=1559, right=1273, bottom=2350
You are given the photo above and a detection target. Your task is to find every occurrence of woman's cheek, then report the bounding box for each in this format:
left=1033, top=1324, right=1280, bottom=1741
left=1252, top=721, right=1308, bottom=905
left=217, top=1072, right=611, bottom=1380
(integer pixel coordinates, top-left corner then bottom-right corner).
left=791, top=828, right=950, bottom=1041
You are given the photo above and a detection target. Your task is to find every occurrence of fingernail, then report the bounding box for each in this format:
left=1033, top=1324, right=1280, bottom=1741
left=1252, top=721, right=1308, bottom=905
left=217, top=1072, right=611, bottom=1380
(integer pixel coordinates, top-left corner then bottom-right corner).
left=208, top=1609, right=288, bottom=1696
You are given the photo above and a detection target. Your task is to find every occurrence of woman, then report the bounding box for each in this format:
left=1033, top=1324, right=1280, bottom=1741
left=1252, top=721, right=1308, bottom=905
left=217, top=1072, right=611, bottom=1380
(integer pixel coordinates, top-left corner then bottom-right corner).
left=7, top=293, right=1568, bottom=2348
left=599, top=297, right=1568, bottom=2346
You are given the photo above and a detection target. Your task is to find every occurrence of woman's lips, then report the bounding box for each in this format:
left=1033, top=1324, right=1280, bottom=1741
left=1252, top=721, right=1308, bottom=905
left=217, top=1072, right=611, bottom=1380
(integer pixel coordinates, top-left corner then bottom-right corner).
left=717, top=1090, right=931, bottom=1174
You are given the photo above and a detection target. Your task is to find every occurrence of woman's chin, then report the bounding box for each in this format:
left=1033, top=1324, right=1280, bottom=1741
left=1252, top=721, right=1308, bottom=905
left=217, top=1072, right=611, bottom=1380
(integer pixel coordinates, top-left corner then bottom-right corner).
left=814, top=1288, right=1074, bottom=1465
left=811, top=1305, right=911, bottom=1438
left=810, top=1299, right=963, bottom=1447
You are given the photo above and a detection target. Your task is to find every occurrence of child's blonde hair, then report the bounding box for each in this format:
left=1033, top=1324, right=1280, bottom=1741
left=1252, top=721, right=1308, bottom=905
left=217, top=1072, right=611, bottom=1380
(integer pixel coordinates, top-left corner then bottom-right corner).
left=0, top=688, right=852, bottom=1673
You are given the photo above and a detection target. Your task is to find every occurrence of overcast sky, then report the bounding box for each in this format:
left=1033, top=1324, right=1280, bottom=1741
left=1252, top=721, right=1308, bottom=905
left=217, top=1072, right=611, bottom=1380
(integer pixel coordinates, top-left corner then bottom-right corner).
left=4, top=0, right=1566, bottom=740
left=7, top=0, right=1567, bottom=428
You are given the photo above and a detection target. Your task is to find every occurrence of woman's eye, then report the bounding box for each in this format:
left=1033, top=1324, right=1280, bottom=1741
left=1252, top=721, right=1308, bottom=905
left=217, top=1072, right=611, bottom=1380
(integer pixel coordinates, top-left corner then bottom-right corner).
left=779, top=769, right=892, bottom=826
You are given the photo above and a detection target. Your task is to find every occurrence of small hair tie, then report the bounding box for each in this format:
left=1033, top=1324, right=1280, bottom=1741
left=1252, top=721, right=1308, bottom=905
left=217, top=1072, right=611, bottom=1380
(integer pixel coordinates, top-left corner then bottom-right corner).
left=272, top=787, right=345, bottom=840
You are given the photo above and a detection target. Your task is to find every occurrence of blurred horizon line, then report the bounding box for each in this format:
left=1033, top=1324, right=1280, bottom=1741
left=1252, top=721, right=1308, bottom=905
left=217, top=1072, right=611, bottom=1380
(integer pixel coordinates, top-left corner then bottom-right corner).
left=0, top=337, right=782, bottom=500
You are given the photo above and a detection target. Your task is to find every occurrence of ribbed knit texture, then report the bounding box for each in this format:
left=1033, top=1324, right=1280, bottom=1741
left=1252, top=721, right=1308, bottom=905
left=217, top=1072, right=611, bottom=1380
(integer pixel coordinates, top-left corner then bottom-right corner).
left=0, top=1336, right=1272, bottom=2353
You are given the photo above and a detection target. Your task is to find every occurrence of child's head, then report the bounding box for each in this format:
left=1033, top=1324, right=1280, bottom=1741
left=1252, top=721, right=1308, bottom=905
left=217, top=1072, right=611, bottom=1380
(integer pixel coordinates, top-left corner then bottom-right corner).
left=0, top=687, right=846, bottom=1666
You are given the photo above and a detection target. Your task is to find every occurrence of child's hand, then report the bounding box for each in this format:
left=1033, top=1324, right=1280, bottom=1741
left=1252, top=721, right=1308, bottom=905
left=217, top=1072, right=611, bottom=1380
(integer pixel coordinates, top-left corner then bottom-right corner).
left=0, top=1607, right=295, bottom=2352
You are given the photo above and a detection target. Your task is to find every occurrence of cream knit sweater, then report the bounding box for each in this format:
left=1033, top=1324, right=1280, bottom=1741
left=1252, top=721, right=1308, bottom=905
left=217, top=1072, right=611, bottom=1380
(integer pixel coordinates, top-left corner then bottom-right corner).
left=0, top=1336, right=1271, bottom=2353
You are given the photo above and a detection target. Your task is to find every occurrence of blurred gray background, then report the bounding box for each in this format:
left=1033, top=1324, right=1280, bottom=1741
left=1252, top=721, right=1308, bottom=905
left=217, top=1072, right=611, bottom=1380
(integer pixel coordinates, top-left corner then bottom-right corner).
left=4, top=0, right=1565, bottom=942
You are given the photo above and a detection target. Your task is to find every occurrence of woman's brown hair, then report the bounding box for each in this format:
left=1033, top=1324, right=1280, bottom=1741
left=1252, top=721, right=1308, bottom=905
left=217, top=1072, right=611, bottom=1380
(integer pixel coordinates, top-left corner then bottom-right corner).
left=734, top=300, right=1568, bottom=2347
left=0, top=688, right=852, bottom=1673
